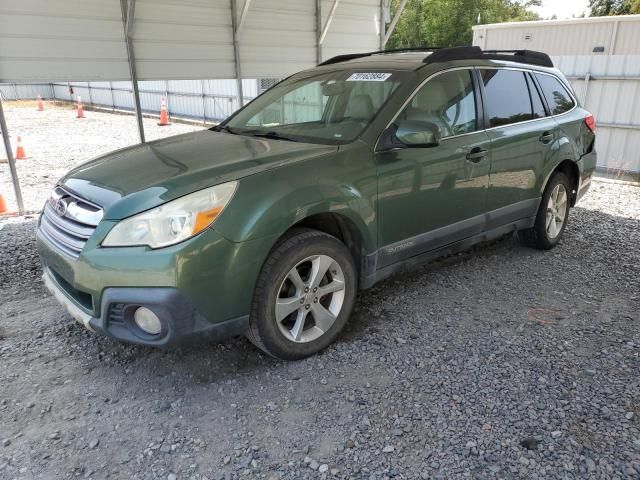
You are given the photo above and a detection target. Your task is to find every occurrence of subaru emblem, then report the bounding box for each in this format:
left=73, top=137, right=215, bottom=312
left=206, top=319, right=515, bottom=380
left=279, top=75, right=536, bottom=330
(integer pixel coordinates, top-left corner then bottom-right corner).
left=54, top=199, right=67, bottom=217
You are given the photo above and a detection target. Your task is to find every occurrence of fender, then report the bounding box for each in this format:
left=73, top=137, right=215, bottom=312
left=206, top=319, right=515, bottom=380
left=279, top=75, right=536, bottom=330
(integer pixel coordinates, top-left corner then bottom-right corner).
left=213, top=144, right=378, bottom=255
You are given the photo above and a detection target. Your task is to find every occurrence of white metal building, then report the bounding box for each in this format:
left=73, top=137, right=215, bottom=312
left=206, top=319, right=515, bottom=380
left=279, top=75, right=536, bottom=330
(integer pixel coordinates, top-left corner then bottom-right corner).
left=473, top=15, right=640, bottom=178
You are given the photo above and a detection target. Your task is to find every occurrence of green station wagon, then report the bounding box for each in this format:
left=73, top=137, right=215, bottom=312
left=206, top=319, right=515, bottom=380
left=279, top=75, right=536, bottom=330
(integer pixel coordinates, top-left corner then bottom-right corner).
left=38, top=46, right=597, bottom=360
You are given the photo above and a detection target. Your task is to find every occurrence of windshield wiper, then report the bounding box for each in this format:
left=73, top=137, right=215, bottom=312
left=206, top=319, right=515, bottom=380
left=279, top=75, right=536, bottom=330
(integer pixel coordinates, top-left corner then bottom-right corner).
left=212, top=124, right=238, bottom=135
left=244, top=130, right=299, bottom=142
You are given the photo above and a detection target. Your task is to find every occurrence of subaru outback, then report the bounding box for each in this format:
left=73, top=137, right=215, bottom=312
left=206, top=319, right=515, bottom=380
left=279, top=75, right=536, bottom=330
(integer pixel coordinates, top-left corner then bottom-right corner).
left=37, top=46, right=597, bottom=360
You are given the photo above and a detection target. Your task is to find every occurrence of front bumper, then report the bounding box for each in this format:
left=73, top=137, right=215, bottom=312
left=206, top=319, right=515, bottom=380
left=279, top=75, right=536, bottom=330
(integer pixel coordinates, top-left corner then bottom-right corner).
left=37, top=219, right=276, bottom=348
left=42, top=268, right=248, bottom=347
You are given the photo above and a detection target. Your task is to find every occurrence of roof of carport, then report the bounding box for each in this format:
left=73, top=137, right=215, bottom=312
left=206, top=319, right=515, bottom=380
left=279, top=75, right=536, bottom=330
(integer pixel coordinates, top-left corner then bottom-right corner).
left=0, top=0, right=392, bottom=82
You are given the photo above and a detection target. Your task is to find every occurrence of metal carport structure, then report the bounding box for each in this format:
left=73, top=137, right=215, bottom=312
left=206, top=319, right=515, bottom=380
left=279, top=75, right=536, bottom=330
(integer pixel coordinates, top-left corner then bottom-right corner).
left=0, top=0, right=409, bottom=214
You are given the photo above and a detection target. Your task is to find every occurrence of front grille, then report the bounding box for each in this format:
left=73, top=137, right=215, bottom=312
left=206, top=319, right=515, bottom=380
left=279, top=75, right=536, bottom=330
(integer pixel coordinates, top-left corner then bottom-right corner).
left=48, top=268, right=94, bottom=312
left=39, top=186, right=103, bottom=258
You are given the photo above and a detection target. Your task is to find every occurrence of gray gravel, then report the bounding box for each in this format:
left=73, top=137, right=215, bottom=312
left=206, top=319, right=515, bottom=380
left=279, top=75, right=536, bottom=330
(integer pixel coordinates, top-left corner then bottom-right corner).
left=0, top=101, right=203, bottom=213
left=0, top=178, right=638, bottom=480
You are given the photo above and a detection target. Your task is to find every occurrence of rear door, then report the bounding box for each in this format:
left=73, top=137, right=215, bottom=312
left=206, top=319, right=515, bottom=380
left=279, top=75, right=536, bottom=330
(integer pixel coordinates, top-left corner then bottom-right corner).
left=478, top=68, right=558, bottom=225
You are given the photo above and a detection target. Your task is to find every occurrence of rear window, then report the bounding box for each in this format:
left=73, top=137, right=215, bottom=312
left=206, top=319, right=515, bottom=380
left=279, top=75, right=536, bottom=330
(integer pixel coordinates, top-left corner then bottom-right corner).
left=480, top=69, right=534, bottom=128
left=535, top=74, right=576, bottom=115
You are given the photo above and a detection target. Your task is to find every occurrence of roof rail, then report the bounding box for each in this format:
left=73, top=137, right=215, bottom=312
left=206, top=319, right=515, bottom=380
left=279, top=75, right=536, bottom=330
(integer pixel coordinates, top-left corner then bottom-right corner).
left=318, top=46, right=554, bottom=68
left=318, top=46, right=442, bottom=66
left=423, top=46, right=553, bottom=68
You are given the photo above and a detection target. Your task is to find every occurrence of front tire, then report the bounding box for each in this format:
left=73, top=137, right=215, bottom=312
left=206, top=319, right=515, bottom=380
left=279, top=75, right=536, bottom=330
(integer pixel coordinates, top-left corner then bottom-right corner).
left=246, top=228, right=357, bottom=360
left=518, top=172, right=571, bottom=250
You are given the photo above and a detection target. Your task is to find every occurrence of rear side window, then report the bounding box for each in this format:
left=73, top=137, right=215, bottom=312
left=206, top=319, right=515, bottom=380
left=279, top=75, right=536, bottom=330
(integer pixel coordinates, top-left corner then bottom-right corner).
left=480, top=69, right=533, bottom=127
left=526, top=73, right=547, bottom=119
left=535, top=74, right=576, bottom=115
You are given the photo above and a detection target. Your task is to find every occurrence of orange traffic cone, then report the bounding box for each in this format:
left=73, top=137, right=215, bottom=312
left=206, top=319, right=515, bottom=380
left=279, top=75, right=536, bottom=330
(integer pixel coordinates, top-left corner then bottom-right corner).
left=15, top=136, right=27, bottom=160
left=0, top=194, right=8, bottom=214
left=158, top=97, right=170, bottom=126
left=76, top=96, right=85, bottom=118
left=37, top=94, right=44, bottom=111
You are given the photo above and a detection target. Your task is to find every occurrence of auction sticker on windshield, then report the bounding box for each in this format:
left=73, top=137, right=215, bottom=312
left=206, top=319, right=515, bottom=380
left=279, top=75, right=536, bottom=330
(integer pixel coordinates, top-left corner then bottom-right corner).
left=347, top=72, right=392, bottom=82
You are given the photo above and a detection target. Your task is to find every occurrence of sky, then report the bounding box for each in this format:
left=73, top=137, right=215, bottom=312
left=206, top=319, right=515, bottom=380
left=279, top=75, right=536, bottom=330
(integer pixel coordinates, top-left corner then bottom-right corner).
left=532, top=0, right=590, bottom=19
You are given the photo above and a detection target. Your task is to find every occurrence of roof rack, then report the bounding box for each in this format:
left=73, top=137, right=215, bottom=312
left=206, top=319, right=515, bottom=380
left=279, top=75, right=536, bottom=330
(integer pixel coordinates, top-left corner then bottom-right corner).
left=318, top=47, right=442, bottom=66
left=423, top=46, right=553, bottom=67
left=319, top=45, right=553, bottom=68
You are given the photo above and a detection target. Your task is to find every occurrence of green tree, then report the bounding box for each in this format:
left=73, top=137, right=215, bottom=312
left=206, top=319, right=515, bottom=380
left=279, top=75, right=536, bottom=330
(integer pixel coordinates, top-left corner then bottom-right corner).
left=387, top=0, right=541, bottom=49
left=588, top=0, right=640, bottom=15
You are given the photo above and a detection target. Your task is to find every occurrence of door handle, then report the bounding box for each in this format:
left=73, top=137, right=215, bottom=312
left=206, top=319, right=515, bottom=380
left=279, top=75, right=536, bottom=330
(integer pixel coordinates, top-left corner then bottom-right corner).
left=466, top=147, right=487, bottom=163
left=539, top=131, right=554, bottom=144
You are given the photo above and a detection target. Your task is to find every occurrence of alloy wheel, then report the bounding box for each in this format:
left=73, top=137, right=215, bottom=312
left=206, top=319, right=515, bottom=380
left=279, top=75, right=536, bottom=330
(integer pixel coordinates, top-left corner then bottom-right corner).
left=275, top=254, right=346, bottom=343
left=546, top=183, right=568, bottom=239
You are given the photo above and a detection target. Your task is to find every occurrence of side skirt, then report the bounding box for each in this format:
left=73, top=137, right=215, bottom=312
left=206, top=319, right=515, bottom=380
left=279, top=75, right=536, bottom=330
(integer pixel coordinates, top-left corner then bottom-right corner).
left=360, top=215, right=536, bottom=289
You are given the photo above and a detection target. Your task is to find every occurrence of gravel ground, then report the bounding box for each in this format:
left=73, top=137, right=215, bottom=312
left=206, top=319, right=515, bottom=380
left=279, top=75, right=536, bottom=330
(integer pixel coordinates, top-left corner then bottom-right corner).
left=1, top=105, right=639, bottom=479
left=0, top=179, right=638, bottom=480
left=0, top=101, right=204, bottom=213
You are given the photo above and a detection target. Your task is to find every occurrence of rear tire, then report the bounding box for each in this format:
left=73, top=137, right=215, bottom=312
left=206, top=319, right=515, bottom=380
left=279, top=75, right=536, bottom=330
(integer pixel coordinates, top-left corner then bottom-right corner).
left=518, top=172, right=571, bottom=250
left=246, top=228, right=357, bottom=360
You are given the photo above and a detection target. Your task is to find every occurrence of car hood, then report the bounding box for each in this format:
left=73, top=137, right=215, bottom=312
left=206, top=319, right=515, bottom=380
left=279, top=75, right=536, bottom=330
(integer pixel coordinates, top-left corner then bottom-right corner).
left=61, top=130, right=337, bottom=220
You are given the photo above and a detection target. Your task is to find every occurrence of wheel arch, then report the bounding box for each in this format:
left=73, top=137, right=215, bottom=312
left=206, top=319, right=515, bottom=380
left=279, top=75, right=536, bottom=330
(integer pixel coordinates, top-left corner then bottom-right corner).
left=543, top=159, right=580, bottom=206
left=275, top=212, right=370, bottom=285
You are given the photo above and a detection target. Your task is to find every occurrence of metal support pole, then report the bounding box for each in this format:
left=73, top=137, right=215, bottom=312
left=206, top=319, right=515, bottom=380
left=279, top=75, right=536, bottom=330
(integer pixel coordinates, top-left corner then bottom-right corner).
left=109, top=81, right=116, bottom=111
left=319, top=0, right=340, bottom=45
left=87, top=82, right=94, bottom=108
left=201, top=79, right=207, bottom=124
left=120, top=0, right=145, bottom=143
left=316, top=0, right=322, bottom=64
left=231, top=0, right=245, bottom=108
left=383, top=0, right=408, bottom=47
left=582, top=72, right=591, bottom=106
left=379, top=0, right=386, bottom=50
left=237, top=0, right=253, bottom=34
left=609, top=20, right=620, bottom=55
left=164, top=80, right=169, bottom=114
left=0, top=97, right=25, bottom=214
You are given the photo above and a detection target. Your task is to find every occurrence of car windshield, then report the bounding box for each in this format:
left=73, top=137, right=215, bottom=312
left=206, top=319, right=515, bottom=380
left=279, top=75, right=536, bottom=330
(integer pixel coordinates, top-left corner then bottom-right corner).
left=221, top=69, right=406, bottom=144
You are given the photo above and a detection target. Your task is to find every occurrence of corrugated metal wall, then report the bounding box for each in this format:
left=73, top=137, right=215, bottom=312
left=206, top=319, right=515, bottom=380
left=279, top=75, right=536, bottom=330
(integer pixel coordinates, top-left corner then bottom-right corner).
left=1, top=79, right=262, bottom=122
left=9, top=79, right=262, bottom=122
left=557, top=55, right=640, bottom=175
left=473, top=15, right=640, bottom=176
left=0, top=0, right=383, bottom=82
left=0, top=83, right=54, bottom=100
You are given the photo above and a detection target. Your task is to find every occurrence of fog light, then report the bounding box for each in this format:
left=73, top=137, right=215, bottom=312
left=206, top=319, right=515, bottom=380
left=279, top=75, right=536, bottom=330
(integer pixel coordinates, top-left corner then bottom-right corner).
left=133, top=307, right=162, bottom=335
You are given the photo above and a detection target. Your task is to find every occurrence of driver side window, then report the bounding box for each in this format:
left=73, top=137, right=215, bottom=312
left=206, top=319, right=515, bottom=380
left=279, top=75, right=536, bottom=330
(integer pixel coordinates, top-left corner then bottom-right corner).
left=398, top=69, right=478, bottom=139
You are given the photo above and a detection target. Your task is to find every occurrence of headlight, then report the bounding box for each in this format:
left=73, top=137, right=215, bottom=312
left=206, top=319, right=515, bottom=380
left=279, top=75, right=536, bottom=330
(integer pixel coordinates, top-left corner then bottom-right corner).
left=102, top=181, right=237, bottom=248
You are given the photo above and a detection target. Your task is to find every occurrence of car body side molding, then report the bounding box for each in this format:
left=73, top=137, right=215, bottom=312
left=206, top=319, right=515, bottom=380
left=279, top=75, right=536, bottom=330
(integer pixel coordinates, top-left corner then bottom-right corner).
left=360, top=197, right=540, bottom=288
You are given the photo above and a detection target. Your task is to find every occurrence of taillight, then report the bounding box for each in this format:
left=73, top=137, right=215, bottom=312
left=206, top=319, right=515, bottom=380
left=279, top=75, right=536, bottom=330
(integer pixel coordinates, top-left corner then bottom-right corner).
left=585, top=113, right=596, bottom=133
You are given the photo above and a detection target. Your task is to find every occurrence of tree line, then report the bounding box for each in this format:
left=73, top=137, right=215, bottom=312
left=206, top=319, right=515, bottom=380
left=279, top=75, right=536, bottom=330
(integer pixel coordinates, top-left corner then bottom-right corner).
left=386, top=0, right=640, bottom=49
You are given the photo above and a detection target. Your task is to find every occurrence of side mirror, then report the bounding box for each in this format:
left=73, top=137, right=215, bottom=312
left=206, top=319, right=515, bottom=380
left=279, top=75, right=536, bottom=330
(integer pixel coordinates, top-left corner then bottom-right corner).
left=395, top=120, right=441, bottom=147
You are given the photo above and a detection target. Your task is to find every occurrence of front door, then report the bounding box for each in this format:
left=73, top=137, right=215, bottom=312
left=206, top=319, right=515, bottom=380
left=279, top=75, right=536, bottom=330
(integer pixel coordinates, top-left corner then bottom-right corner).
left=376, top=68, right=491, bottom=268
